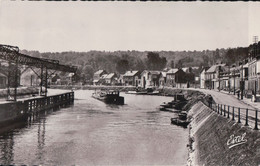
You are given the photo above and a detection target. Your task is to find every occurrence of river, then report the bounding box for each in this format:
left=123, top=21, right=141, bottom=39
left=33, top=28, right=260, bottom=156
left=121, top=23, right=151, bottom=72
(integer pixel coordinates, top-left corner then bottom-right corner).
left=0, top=90, right=189, bottom=165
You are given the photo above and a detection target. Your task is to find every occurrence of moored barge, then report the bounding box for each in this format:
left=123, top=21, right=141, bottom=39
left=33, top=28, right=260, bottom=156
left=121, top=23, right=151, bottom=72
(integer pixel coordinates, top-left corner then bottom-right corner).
left=92, top=90, right=124, bottom=105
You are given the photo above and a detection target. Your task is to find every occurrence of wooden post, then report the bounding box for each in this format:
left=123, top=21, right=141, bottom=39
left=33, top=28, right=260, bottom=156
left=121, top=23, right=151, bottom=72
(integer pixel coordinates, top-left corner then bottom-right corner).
left=255, top=110, right=258, bottom=130
left=221, top=104, right=223, bottom=115
left=232, top=107, right=235, bottom=121
left=224, top=105, right=226, bottom=117
left=238, top=108, right=241, bottom=123
left=245, top=108, right=249, bottom=126
left=7, top=61, right=11, bottom=100
left=14, top=58, right=18, bottom=101
left=40, top=65, right=43, bottom=95
left=227, top=106, right=230, bottom=118
left=45, top=67, right=48, bottom=97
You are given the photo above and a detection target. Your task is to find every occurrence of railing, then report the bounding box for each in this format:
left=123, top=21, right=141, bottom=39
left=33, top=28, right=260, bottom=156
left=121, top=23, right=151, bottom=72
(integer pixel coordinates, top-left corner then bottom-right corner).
left=206, top=102, right=259, bottom=130
left=24, top=92, right=74, bottom=114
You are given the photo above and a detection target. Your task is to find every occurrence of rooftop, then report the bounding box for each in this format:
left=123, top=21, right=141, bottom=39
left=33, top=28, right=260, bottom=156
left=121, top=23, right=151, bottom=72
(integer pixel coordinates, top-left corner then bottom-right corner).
left=94, top=70, right=105, bottom=75
left=124, top=70, right=139, bottom=77
left=206, top=64, right=226, bottom=73
left=166, top=68, right=178, bottom=74
left=105, top=73, right=116, bottom=79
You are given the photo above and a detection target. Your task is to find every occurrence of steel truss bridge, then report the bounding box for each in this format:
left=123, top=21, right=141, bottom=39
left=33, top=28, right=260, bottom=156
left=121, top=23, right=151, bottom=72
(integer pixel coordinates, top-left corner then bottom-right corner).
left=0, top=44, right=77, bottom=101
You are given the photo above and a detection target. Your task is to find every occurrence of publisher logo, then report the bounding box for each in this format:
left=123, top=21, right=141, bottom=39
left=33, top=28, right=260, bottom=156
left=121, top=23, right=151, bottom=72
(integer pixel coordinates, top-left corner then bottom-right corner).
left=227, top=133, right=247, bottom=149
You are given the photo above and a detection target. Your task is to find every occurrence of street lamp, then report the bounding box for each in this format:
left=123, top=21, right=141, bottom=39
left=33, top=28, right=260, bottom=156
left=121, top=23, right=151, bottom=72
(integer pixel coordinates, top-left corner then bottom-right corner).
left=233, top=68, right=236, bottom=95
left=240, top=63, right=244, bottom=100
left=218, top=66, right=220, bottom=91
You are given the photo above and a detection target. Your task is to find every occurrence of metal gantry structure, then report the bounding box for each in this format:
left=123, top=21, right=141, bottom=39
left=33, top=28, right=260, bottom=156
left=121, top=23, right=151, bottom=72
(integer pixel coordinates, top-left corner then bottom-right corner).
left=0, top=44, right=77, bottom=101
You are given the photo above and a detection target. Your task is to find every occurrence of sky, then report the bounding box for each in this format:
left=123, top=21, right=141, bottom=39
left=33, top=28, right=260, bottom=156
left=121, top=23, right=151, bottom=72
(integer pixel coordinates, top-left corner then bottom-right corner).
left=0, top=1, right=260, bottom=52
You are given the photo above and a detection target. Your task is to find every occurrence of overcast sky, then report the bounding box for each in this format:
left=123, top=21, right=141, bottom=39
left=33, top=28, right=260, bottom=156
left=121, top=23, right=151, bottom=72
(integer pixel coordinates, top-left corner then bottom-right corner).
left=0, top=1, right=259, bottom=52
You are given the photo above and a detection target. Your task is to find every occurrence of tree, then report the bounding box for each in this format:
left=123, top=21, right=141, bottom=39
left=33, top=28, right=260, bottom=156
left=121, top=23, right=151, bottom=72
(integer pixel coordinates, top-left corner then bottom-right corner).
left=83, top=65, right=94, bottom=80
left=134, top=59, right=146, bottom=72
left=116, top=59, right=129, bottom=74
left=170, top=60, right=175, bottom=68
left=175, top=59, right=183, bottom=69
left=225, top=49, right=235, bottom=65
left=146, top=52, right=167, bottom=70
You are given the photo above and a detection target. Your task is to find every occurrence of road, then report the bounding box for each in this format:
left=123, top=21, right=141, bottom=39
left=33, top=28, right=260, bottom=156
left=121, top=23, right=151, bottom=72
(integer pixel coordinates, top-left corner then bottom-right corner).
left=195, top=88, right=254, bottom=109
left=183, top=88, right=259, bottom=129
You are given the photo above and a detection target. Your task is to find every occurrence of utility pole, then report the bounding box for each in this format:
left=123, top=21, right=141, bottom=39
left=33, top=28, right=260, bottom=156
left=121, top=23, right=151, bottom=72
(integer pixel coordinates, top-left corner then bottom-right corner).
left=241, top=62, right=244, bottom=100
left=218, top=66, right=220, bottom=91
left=233, top=69, right=236, bottom=95
left=228, top=66, right=231, bottom=94
left=253, top=36, right=258, bottom=96
left=253, top=36, right=258, bottom=45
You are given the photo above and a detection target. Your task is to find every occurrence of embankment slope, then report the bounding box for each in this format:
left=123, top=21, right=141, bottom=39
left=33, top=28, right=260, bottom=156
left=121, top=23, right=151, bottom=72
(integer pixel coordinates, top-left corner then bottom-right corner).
left=188, top=101, right=260, bottom=166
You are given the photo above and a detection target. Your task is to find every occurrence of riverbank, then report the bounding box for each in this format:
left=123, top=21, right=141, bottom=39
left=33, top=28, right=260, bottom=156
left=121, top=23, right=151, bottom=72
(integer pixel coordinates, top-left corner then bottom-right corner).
left=187, top=101, right=260, bottom=166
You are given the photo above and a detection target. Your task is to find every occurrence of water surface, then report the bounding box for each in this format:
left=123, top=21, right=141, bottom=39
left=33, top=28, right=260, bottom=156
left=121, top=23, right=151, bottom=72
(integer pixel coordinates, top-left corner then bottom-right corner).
left=0, top=90, right=188, bottom=165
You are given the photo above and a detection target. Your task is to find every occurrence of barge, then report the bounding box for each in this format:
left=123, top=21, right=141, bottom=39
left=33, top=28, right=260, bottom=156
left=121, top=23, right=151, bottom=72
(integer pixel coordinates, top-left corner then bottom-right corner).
left=92, top=90, right=124, bottom=105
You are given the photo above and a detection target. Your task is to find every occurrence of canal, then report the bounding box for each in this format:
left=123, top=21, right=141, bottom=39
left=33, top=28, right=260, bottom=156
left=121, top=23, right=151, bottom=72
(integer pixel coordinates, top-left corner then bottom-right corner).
left=0, top=90, right=189, bottom=165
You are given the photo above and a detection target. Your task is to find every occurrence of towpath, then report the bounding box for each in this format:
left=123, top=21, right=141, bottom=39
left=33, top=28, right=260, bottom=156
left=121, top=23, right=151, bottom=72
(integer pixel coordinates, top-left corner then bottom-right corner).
left=192, top=88, right=255, bottom=109
left=179, top=88, right=260, bottom=128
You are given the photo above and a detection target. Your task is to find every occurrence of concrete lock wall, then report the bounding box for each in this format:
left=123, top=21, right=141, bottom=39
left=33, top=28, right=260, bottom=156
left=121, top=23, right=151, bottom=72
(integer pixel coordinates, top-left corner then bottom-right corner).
left=188, top=101, right=260, bottom=166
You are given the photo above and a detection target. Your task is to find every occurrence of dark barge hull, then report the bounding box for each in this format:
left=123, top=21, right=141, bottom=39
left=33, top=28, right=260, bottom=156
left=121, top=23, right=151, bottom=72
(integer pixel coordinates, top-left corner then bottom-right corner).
left=171, top=118, right=190, bottom=128
left=92, top=95, right=124, bottom=105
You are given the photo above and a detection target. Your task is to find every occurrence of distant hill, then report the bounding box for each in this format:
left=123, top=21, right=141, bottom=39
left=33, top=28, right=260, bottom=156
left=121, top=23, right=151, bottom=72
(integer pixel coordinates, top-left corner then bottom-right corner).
left=20, top=44, right=254, bottom=83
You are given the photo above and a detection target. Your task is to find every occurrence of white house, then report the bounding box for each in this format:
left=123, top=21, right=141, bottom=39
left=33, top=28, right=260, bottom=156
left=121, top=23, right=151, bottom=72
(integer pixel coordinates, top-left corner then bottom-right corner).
left=200, top=67, right=209, bottom=89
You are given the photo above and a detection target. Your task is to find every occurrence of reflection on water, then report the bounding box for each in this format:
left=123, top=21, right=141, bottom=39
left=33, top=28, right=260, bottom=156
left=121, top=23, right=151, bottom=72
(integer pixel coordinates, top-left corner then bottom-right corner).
left=0, top=132, right=14, bottom=164
left=0, top=90, right=189, bottom=165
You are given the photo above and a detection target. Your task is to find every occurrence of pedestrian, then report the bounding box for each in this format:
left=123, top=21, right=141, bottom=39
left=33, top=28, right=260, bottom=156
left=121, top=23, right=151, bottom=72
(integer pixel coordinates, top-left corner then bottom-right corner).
left=237, top=91, right=240, bottom=99
left=252, top=90, right=256, bottom=102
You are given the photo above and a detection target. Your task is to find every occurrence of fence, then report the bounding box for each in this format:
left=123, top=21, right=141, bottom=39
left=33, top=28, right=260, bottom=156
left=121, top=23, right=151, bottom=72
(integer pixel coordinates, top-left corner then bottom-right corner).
left=24, top=92, right=74, bottom=114
left=0, top=92, right=74, bottom=128
left=207, top=102, right=259, bottom=130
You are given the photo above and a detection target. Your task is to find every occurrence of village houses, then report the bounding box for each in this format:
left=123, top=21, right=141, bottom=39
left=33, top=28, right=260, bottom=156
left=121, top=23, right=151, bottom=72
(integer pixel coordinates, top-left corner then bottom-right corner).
left=93, top=70, right=107, bottom=85
left=140, top=70, right=161, bottom=89
left=123, top=70, right=141, bottom=86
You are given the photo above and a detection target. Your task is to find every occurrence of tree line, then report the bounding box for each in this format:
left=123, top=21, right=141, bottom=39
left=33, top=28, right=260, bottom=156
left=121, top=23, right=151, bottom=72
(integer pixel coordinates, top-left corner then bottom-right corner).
left=20, top=42, right=259, bottom=83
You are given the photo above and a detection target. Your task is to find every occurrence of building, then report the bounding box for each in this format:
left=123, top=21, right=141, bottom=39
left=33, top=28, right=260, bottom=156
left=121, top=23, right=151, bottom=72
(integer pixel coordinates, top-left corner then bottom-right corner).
left=241, top=62, right=249, bottom=91
left=104, top=73, right=117, bottom=85
left=166, top=68, right=179, bottom=87
left=228, top=65, right=241, bottom=93
left=185, top=67, right=195, bottom=87
left=51, top=74, right=61, bottom=85
left=0, top=73, right=7, bottom=89
left=0, top=65, right=21, bottom=88
left=248, top=57, right=260, bottom=94
left=123, top=70, right=140, bottom=86
left=117, top=74, right=124, bottom=85
left=219, top=69, right=230, bottom=91
left=200, top=67, right=210, bottom=89
left=140, top=70, right=161, bottom=88
left=182, top=67, right=189, bottom=72
left=159, top=72, right=167, bottom=87
left=99, top=74, right=108, bottom=85
left=93, top=70, right=107, bottom=85
left=205, top=64, right=226, bottom=90
left=175, top=69, right=190, bottom=88
left=60, top=73, right=75, bottom=85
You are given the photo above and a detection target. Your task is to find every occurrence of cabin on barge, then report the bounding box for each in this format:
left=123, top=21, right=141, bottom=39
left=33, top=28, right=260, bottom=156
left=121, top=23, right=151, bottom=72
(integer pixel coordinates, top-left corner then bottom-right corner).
left=92, top=90, right=124, bottom=105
